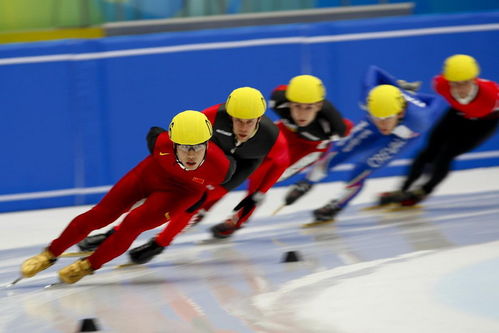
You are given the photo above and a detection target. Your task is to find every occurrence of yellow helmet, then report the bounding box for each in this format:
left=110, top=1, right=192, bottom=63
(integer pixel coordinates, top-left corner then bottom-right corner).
left=443, top=54, right=480, bottom=82
left=285, top=75, right=326, bottom=103
left=225, top=87, right=267, bottom=119
left=169, top=110, right=213, bottom=145
left=367, top=85, right=405, bottom=118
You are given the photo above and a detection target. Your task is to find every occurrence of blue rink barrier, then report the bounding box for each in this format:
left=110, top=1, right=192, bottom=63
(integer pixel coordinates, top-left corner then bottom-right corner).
left=0, top=11, right=498, bottom=212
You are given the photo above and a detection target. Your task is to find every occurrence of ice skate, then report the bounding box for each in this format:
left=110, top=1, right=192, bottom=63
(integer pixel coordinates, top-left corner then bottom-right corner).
left=386, top=189, right=426, bottom=211
left=128, top=238, right=165, bottom=264
left=77, top=228, right=114, bottom=252
left=210, top=220, right=240, bottom=239
left=363, top=190, right=405, bottom=210
left=285, top=180, right=313, bottom=205
left=21, top=249, right=57, bottom=278
left=303, top=201, right=341, bottom=228
left=58, top=258, right=94, bottom=284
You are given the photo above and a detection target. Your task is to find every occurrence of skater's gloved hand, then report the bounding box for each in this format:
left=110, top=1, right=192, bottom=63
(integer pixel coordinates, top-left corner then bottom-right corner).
left=233, top=191, right=265, bottom=217
left=128, top=238, right=165, bottom=264
left=146, top=126, right=166, bottom=153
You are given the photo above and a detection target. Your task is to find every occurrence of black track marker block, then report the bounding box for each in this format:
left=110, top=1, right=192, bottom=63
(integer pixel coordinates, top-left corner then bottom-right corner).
left=282, top=250, right=302, bottom=263
left=79, top=318, right=100, bottom=332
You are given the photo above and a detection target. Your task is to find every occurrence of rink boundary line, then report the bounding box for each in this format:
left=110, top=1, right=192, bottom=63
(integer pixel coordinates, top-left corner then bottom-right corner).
left=177, top=191, right=499, bottom=245
left=229, top=206, right=499, bottom=243
left=332, top=150, right=499, bottom=171
left=0, top=186, right=112, bottom=202
left=1, top=23, right=499, bottom=66
left=1, top=151, right=498, bottom=203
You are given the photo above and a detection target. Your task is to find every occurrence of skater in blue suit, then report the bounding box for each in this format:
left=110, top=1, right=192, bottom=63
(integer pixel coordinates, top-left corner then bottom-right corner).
left=284, top=66, right=443, bottom=225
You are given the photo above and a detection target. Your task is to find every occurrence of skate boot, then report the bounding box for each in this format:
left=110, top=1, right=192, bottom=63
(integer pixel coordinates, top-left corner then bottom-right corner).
left=21, top=249, right=57, bottom=278
left=129, top=238, right=165, bottom=264
left=313, top=201, right=342, bottom=221
left=77, top=228, right=115, bottom=252
left=210, top=221, right=240, bottom=239
left=285, top=180, right=314, bottom=205
left=59, top=258, right=94, bottom=284
left=399, top=188, right=427, bottom=207
left=377, top=190, right=405, bottom=206
left=304, top=201, right=342, bottom=227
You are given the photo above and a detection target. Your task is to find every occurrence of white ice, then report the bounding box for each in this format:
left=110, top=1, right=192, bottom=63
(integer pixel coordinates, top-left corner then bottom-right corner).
left=1, top=167, right=499, bottom=333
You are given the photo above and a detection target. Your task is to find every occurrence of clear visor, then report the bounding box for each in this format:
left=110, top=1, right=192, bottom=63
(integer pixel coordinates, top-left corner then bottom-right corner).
left=176, top=143, right=206, bottom=152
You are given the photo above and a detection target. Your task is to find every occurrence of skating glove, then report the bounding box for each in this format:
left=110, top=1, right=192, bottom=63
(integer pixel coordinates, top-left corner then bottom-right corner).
left=233, top=191, right=265, bottom=218
left=146, top=126, right=166, bottom=153
left=128, top=238, right=165, bottom=264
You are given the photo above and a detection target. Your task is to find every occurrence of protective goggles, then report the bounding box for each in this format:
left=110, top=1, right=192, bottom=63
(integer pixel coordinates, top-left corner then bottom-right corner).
left=176, top=143, right=207, bottom=152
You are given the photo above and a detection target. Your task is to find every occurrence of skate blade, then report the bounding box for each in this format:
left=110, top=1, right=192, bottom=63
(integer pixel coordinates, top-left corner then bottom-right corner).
left=59, top=251, right=94, bottom=258
left=302, top=219, right=335, bottom=228
left=384, top=204, right=422, bottom=212
left=271, top=204, right=285, bottom=216
left=4, top=277, right=23, bottom=287
left=362, top=204, right=392, bottom=211
left=196, top=238, right=230, bottom=245
left=115, top=262, right=140, bottom=269
left=44, top=282, right=66, bottom=289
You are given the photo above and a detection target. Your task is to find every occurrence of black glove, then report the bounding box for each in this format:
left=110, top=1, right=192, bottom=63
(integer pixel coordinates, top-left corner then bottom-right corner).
left=128, top=238, right=165, bottom=264
left=233, top=191, right=265, bottom=218
left=146, top=126, right=166, bottom=153
left=77, top=228, right=115, bottom=252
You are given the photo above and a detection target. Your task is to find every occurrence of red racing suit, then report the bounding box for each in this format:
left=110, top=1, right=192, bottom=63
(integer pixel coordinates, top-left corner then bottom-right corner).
left=400, top=75, right=499, bottom=194
left=154, top=103, right=289, bottom=245
left=48, top=132, right=233, bottom=270
left=157, top=87, right=352, bottom=236
left=236, top=86, right=352, bottom=225
left=433, top=75, right=499, bottom=119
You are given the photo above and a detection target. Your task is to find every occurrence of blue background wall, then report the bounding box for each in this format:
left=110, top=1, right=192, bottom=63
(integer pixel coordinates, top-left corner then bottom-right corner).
left=1, top=11, right=498, bottom=212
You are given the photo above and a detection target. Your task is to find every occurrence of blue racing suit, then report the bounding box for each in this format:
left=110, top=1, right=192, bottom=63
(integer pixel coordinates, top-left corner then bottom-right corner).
left=304, top=66, right=442, bottom=210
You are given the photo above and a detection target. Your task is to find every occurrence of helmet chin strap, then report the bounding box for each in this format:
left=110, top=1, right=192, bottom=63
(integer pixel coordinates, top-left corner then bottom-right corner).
left=176, top=158, right=206, bottom=171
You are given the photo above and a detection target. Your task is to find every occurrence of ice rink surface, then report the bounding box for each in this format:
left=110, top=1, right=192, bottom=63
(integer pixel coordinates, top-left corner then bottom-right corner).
left=1, top=167, right=499, bottom=333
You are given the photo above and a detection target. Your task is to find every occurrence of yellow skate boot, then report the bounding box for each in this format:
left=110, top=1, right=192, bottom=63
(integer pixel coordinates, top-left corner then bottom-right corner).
left=59, top=258, right=94, bottom=284
left=21, top=249, right=57, bottom=278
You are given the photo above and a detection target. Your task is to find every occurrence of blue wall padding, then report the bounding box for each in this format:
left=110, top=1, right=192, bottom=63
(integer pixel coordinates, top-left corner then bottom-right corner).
left=0, top=11, right=498, bottom=211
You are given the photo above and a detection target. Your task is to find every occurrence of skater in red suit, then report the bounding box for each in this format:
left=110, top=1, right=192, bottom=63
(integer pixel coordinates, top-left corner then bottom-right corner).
left=127, top=76, right=351, bottom=266
left=201, top=75, right=352, bottom=239
left=79, top=87, right=289, bottom=264
left=381, top=54, right=499, bottom=207
left=137, top=75, right=350, bottom=257
left=20, top=110, right=235, bottom=284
